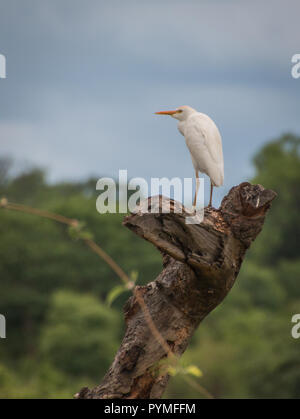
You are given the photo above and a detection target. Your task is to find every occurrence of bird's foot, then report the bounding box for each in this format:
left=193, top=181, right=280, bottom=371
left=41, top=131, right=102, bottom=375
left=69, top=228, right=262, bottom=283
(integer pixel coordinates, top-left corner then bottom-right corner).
left=205, top=204, right=213, bottom=210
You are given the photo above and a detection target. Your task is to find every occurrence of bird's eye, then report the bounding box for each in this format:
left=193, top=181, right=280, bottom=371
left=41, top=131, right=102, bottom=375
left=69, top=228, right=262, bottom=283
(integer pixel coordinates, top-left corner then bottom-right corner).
left=177, top=109, right=183, bottom=113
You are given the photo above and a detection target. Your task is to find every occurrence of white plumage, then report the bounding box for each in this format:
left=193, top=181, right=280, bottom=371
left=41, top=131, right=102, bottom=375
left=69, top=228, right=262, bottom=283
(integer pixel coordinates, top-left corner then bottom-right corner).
left=155, top=105, right=224, bottom=207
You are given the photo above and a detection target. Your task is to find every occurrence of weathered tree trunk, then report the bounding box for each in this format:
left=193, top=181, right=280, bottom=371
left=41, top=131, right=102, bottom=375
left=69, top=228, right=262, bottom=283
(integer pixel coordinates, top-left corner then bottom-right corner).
left=77, top=182, right=276, bottom=399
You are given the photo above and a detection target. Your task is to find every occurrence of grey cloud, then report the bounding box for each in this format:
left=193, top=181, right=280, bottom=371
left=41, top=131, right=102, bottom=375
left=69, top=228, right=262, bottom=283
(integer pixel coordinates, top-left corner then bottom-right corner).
left=0, top=0, right=299, bottom=207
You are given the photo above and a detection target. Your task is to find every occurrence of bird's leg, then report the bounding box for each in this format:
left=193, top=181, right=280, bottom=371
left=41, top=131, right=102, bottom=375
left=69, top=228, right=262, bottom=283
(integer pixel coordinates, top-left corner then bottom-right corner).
left=209, top=182, right=213, bottom=207
left=193, top=171, right=199, bottom=209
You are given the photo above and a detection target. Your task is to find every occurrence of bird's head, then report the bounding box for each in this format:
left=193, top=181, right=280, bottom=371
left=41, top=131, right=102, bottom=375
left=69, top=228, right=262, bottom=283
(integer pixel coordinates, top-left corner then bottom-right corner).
left=155, top=105, right=196, bottom=121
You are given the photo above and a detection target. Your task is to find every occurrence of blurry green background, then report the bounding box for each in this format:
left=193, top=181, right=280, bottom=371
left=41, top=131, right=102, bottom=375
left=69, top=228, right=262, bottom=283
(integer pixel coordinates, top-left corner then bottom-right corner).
left=0, top=133, right=299, bottom=398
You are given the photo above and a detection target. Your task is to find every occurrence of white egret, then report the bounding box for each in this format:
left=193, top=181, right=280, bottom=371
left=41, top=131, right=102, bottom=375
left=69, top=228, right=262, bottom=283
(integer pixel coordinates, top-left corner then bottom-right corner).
left=155, top=105, right=224, bottom=208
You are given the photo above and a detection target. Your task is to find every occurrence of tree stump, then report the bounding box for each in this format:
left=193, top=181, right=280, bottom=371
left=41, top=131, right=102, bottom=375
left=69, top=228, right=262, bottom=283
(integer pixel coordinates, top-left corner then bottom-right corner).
left=76, top=182, right=276, bottom=399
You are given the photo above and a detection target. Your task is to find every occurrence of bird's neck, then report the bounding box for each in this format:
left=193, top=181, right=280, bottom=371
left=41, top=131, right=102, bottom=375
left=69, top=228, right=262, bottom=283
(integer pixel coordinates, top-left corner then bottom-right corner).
left=177, top=121, right=185, bottom=136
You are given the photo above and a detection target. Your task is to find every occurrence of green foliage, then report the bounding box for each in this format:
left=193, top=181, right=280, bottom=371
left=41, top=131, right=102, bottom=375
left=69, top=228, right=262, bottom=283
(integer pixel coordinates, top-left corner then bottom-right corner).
left=106, top=270, right=137, bottom=306
left=168, top=363, right=203, bottom=379
left=0, top=164, right=161, bottom=397
left=250, top=133, right=300, bottom=263
left=39, top=291, right=120, bottom=378
left=106, top=285, right=130, bottom=307
left=68, top=221, right=94, bottom=241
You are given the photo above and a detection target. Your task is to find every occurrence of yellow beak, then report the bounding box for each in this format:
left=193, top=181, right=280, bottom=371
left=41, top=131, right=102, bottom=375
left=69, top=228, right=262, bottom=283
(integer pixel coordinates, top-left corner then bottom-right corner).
left=155, top=110, right=178, bottom=115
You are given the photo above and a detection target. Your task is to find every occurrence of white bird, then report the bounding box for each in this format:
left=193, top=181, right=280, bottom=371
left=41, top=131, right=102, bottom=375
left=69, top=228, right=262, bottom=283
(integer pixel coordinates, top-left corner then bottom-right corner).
left=155, top=105, right=224, bottom=208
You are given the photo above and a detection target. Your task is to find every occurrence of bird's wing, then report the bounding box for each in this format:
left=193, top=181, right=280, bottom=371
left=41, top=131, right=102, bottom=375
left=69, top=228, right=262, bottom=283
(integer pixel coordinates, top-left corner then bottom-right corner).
left=184, top=113, right=224, bottom=186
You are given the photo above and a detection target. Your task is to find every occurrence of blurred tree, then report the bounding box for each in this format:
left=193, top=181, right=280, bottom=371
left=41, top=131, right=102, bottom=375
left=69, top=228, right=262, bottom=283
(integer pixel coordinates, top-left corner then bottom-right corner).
left=250, top=133, right=300, bottom=263
left=39, top=291, right=120, bottom=379
left=0, top=156, right=12, bottom=189
left=8, top=169, right=46, bottom=204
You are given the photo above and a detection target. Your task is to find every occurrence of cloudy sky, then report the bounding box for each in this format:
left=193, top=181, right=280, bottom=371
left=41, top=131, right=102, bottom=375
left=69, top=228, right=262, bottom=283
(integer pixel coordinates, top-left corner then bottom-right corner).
left=0, top=0, right=299, bottom=204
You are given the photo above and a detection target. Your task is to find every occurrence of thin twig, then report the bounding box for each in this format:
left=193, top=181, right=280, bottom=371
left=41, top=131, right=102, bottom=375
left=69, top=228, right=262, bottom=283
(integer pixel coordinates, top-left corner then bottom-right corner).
left=2, top=200, right=130, bottom=286
left=84, top=239, right=131, bottom=287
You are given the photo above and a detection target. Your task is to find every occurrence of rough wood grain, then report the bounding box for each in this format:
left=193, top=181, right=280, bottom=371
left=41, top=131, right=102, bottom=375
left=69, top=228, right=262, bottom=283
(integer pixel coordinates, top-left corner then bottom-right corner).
left=76, top=182, right=276, bottom=399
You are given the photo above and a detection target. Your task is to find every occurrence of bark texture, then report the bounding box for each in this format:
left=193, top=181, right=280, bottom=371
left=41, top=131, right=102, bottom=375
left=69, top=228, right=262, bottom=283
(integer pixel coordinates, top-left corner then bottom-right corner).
left=76, top=182, right=276, bottom=399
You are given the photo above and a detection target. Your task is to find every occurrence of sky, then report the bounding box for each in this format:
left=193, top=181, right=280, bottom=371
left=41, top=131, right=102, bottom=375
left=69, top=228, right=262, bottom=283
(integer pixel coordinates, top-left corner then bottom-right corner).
left=0, top=0, right=299, bottom=205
